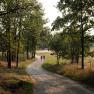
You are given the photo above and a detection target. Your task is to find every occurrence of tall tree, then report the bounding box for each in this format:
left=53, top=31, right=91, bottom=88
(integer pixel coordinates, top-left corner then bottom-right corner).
left=52, top=0, right=94, bottom=69
left=0, top=0, right=45, bottom=68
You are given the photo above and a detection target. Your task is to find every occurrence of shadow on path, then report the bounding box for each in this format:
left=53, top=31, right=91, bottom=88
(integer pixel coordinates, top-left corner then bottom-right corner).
left=26, top=55, right=93, bottom=94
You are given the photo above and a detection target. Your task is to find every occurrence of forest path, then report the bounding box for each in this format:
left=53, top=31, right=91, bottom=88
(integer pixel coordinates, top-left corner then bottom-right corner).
left=26, top=55, right=93, bottom=94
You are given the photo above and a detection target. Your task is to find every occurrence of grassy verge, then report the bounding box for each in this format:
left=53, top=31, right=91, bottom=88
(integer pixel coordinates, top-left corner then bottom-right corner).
left=0, top=59, right=34, bottom=94
left=41, top=52, right=94, bottom=88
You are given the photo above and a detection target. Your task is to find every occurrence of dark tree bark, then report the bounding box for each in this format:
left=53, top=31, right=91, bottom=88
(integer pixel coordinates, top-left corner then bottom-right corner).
left=76, top=55, right=79, bottom=64
left=57, top=53, right=60, bottom=65
left=26, top=32, right=29, bottom=59
left=81, top=23, right=84, bottom=69
left=31, top=37, right=37, bottom=59
left=16, top=47, right=19, bottom=68
left=16, top=28, right=21, bottom=68
left=1, top=51, right=4, bottom=60
left=7, top=50, right=11, bottom=68
left=26, top=46, right=29, bottom=59
left=7, top=16, right=11, bottom=68
left=81, top=2, right=84, bottom=69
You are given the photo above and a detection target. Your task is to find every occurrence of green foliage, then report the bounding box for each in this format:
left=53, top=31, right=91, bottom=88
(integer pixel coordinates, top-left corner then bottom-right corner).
left=52, top=0, right=94, bottom=68
left=39, top=27, right=52, bottom=49
left=0, top=0, right=45, bottom=67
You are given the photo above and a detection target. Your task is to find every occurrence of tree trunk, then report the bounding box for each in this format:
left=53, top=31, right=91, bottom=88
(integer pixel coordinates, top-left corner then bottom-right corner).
left=2, top=51, right=4, bottom=60
left=16, top=8, right=22, bottom=68
left=26, top=47, right=29, bottom=59
left=33, top=45, right=36, bottom=58
left=32, top=50, right=35, bottom=58
left=16, top=30, right=21, bottom=68
left=31, top=37, right=37, bottom=59
left=8, top=25, right=11, bottom=68
left=8, top=50, right=11, bottom=68
left=81, top=2, right=84, bottom=69
left=71, top=54, right=74, bottom=64
left=57, top=53, right=60, bottom=65
left=81, top=27, right=84, bottom=69
left=75, top=54, right=79, bottom=64
left=71, top=50, right=75, bottom=64
left=16, top=49, right=19, bottom=68
left=33, top=51, right=36, bottom=58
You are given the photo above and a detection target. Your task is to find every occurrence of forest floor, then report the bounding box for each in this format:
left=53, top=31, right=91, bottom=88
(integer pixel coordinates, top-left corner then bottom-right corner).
left=26, top=54, right=94, bottom=94
left=0, top=60, right=33, bottom=94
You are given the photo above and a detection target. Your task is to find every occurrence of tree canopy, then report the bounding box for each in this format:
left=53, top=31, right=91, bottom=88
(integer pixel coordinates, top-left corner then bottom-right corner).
left=52, top=0, right=94, bottom=69
left=0, top=0, right=46, bottom=68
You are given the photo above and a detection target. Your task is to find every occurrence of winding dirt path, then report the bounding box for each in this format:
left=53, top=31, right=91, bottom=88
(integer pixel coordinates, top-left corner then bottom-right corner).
left=26, top=55, right=93, bottom=94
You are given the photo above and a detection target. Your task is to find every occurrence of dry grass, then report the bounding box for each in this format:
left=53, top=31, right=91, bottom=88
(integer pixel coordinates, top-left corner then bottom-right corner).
left=41, top=52, right=94, bottom=87
left=0, top=59, right=34, bottom=94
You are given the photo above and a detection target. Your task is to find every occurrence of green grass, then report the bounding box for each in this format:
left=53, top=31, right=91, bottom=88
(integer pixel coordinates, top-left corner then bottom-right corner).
left=40, top=52, right=94, bottom=87
left=37, top=52, right=57, bottom=63
left=37, top=52, right=70, bottom=65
